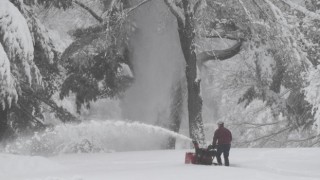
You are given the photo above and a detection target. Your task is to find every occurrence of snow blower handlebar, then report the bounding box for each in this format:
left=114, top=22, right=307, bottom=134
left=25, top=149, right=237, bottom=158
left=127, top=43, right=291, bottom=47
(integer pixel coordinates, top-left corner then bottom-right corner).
left=192, top=140, right=199, bottom=149
left=207, top=144, right=215, bottom=150
left=192, top=140, right=216, bottom=150
left=187, top=140, right=217, bottom=165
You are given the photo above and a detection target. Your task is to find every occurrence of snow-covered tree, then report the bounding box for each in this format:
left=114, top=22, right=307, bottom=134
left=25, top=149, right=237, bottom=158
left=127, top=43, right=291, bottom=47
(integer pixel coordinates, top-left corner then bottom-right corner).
left=0, top=39, right=17, bottom=141
left=162, top=0, right=244, bottom=144
left=0, top=0, right=41, bottom=140
left=0, top=0, right=77, bottom=141
left=59, top=0, right=138, bottom=113
left=201, top=0, right=320, bottom=147
left=0, top=0, right=40, bottom=96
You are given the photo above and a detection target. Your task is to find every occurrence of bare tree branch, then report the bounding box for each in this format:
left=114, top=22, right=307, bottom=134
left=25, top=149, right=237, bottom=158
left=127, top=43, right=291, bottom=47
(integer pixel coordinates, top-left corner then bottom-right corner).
left=242, top=126, right=291, bottom=144
left=74, top=0, right=103, bottom=23
left=164, top=0, right=185, bottom=27
left=233, top=122, right=280, bottom=128
left=197, top=40, right=243, bottom=62
left=203, top=31, right=245, bottom=41
left=280, top=0, right=320, bottom=21
left=193, top=0, right=202, bottom=14
left=287, top=135, right=320, bottom=143
left=127, top=0, right=152, bottom=14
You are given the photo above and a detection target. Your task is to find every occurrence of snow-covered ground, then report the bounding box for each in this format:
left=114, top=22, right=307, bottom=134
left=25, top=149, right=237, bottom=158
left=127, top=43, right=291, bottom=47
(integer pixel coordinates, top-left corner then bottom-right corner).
left=1, top=148, right=320, bottom=180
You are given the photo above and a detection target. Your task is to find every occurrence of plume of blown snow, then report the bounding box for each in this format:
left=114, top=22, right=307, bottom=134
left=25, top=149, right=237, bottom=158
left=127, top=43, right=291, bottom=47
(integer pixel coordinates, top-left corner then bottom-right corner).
left=3, top=120, right=192, bottom=156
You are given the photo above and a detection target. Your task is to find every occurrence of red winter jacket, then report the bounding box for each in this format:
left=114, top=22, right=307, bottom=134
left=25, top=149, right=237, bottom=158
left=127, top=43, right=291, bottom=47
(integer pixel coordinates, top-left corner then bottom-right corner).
left=212, top=127, right=232, bottom=145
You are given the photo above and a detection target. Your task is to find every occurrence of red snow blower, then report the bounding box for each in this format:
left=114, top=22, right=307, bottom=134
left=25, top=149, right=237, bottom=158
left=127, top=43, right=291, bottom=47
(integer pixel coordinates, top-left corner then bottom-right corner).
left=185, top=140, right=216, bottom=165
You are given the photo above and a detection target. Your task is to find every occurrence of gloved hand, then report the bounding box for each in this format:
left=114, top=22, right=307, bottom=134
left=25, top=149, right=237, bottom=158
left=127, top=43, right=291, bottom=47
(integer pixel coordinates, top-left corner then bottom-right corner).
left=208, top=144, right=215, bottom=150
left=211, top=144, right=216, bottom=149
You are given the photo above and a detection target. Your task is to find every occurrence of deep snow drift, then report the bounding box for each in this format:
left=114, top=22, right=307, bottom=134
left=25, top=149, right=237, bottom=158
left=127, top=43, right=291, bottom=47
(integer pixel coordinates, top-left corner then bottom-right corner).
left=1, top=148, right=320, bottom=180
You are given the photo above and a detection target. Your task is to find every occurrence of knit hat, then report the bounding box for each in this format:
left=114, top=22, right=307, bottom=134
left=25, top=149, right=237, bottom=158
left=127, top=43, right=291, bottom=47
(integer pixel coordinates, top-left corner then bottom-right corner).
left=217, top=121, right=224, bottom=125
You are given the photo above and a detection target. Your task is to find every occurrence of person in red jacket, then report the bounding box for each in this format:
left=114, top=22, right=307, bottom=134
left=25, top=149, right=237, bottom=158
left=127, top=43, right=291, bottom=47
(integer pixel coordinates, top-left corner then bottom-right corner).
left=212, top=121, right=232, bottom=166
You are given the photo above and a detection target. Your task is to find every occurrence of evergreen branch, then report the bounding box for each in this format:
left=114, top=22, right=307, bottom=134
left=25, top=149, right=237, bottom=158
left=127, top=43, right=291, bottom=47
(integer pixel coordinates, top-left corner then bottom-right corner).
left=15, top=103, right=45, bottom=127
left=61, top=32, right=104, bottom=62
left=28, top=92, right=78, bottom=123
left=20, top=82, right=78, bottom=123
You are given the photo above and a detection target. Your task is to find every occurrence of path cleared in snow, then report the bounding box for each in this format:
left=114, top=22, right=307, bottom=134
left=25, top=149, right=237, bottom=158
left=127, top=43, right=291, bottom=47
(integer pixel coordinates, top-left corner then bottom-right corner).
left=1, top=148, right=320, bottom=180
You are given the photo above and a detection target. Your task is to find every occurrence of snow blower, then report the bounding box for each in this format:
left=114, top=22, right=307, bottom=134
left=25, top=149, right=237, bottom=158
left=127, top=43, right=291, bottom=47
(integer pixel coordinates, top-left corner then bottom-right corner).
left=185, top=140, right=216, bottom=165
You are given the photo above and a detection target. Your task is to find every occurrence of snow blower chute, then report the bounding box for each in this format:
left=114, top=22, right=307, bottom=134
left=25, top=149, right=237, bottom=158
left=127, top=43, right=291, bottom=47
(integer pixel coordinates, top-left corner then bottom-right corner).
left=185, top=140, right=216, bottom=165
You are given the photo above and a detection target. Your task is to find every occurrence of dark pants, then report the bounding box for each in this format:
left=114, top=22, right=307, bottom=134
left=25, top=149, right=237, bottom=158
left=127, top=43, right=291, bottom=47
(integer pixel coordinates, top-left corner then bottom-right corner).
left=216, top=144, right=231, bottom=166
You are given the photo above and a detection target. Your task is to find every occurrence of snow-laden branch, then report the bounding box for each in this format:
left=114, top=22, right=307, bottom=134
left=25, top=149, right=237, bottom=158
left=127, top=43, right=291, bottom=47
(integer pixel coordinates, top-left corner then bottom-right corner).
left=280, top=0, right=320, bottom=21
left=21, top=82, right=78, bottom=122
left=0, top=43, right=17, bottom=109
left=0, top=44, right=11, bottom=87
left=16, top=102, right=45, bottom=125
left=233, top=122, right=280, bottom=128
left=197, top=40, right=242, bottom=62
left=164, top=0, right=185, bottom=26
left=237, top=0, right=254, bottom=20
left=202, top=30, right=245, bottom=41
left=0, top=0, right=42, bottom=85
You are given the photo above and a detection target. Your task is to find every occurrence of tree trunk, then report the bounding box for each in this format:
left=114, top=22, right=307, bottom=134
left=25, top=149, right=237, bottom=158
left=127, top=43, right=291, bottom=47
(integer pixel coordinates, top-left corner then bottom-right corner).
left=177, top=1, right=205, bottom=145
left=270, top=60, right=285, bottom=93
left=0, top=107, right=8, bottom=142
left=164, top=0, right=243, bottom=145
